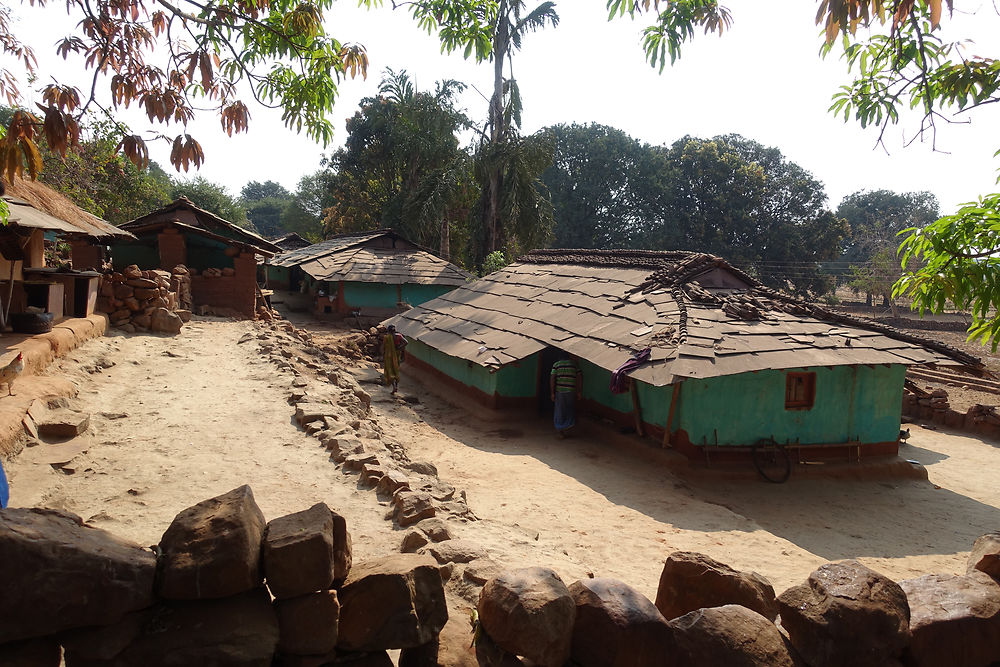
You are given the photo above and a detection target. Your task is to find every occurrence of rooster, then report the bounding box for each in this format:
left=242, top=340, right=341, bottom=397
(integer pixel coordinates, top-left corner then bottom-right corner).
left=0, top=352, right=24, bottom=396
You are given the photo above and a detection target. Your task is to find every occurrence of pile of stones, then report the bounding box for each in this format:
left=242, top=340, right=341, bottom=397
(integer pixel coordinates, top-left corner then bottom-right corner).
left=96, top=264, right=191, bottom=334
left=0, top=485, right=449, bottom=665
left=471, top=543, right=1000, bottom=667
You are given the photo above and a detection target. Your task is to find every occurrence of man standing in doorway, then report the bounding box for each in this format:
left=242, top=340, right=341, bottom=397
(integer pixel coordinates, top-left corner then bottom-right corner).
left=550, top=352, right=582, bottom=438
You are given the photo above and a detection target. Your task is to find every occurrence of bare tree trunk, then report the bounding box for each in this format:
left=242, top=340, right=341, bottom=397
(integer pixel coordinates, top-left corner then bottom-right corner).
left=483, top=2, right=508, bottom=260
left=439, top=218, right=450, bottom=261
left=888, top=294, right=900, bottom=319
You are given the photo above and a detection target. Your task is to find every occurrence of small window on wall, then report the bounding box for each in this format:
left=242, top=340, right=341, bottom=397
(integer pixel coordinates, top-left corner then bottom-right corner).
left=785, top=372, right=816, bottom=410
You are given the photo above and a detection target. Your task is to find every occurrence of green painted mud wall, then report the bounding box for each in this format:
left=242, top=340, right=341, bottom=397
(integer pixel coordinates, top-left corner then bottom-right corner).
left=676, top=364, right=905, bottom=446
left=407, top=341, right=538, bottom=399
left=578, top=359, right=672, bottom=426
left=267, top=265, right=290, bottom=287
left=110, top=243, right=158, bottom=271
left=406, top=339, right=497, bottom=395
left=401, top=283, right=456, bottom=307
left=495, top=353, right=539, bottom=398
left=344, top=282, right=399, bottom=309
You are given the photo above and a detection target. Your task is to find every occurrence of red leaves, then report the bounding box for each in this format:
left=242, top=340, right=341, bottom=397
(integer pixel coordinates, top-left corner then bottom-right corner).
left=116, top=134, right=149, bottom=169
left=37, top=104, right=81, bottom=156
left=0, top=110, right=43, bottom=182
left=220, top=101, right=250, bottom=136
left=169, top=134, right=204, bottom=172
left=816, top=0, right=953, bottom=43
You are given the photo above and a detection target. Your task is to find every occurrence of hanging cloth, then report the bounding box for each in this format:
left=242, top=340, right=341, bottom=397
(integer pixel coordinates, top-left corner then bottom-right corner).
left=610, top=348, right=652, bottom=394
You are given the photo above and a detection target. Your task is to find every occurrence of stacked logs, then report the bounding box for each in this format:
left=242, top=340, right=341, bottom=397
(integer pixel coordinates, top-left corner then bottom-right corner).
left=96, top=264, right=191, bottom=335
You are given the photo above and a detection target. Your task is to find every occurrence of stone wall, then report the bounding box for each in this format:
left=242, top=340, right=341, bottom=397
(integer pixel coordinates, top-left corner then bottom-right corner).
left=95, top=264, right=189, bottom=334
left=902, top=388, right=1000, bottom=439
left=2, top=485, right=999, bottom=666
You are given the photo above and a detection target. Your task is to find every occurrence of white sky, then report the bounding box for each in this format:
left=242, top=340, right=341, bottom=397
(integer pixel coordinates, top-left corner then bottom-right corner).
left=6, top=1, right=1000, bottom=212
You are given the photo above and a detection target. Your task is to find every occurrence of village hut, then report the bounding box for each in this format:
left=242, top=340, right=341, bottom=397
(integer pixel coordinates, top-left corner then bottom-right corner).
left=267, top=229, right=473, bottom=319
left=271, top=232, right=312, bottom=251
left=1, top=178, right=133, bottom=327
left=111, top=197, right=280, bottom=317
left=385, top=249, right=982, bottom=463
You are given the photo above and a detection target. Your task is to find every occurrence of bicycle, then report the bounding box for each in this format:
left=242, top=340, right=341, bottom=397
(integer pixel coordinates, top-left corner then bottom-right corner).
left=752, top=437, right=791, bottom=483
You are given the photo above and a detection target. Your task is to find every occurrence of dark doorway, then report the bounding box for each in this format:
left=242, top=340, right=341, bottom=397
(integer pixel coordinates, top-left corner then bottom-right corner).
left=73, top=278, right=90, bottom=317
left=537, top=346, right=562, bottom=416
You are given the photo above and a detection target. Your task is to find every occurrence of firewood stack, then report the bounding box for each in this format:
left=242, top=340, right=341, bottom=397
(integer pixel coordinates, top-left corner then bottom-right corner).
left=96, top=264, right=192, bottom=334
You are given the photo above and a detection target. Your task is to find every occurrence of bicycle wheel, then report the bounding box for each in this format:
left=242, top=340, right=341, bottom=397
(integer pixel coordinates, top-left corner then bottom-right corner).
left=752, top=441, right=791, bottom=483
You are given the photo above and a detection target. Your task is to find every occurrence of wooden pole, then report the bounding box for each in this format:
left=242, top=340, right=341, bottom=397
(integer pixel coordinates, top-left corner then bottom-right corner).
left=663, top=382, right=681, bottom=448
left=630, top=379, right=645, bottom=437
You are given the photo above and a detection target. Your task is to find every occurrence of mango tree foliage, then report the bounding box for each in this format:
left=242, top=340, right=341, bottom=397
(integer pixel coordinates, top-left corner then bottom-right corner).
left=896, top=195, right=1000, bottom=349
left=322, top=69, right=474, bottom=260
left=543, top=123, right=669, bottom=249
left=650, top=135, right=848, bottom=295
left=0, top=0, right=378, bottom=181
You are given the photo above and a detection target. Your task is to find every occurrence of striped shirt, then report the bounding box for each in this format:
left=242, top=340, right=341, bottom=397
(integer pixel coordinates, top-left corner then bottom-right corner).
left=551, top=359, right=581, bottom=393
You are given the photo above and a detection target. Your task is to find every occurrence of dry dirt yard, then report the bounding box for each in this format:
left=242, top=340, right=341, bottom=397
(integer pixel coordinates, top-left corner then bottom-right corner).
left=6, top=315, right=1000, bottom=607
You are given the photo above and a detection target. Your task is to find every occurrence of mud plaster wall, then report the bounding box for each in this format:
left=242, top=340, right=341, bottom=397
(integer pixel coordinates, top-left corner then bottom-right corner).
left=406, top=340, right=538, bottom=400
left=676, top=364, right=906, bottom=447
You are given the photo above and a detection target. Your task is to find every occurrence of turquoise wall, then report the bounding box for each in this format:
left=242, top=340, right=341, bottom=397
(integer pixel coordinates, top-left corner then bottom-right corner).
left=676, top=364, right=905, bottom=446
left=578, top=359, right=672, bottom=427
left=401, top=284, right=455, bottom=307
left=407, top=339, right=497, bottom=396
left=111, top=243, right=158, bottom=270
left=186, top=241, right=234, bottom=270
left=267, top=265, right=290, bottom=286
left=407, top=340, right=538, bottom=399
left=343, top=281, right=398, bottom=308
left=495, top=353, right=539, bottom=398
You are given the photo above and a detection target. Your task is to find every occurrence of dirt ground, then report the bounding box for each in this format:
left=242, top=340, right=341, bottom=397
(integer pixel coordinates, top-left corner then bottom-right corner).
left=5, top=315, right=1000, bottom=607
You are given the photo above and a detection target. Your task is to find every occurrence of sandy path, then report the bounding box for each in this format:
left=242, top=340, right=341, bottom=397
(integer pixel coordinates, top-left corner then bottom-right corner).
left=363, top=364, right=1000, bottom=598
left=5, top=318, right=399, bottom=560
left=8, top=314, right=1000, bottom=608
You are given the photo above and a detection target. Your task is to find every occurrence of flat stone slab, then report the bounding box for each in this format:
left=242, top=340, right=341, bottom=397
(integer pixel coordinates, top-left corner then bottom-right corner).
left=36, top=409, right=90, bottom=438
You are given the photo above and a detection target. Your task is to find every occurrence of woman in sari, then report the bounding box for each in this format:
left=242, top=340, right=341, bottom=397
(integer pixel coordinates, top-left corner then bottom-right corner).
left=382, top=324, right=406, bottom=394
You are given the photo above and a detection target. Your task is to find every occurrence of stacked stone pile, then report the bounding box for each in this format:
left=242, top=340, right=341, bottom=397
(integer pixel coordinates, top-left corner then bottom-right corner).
left=0, top=485, right=449, bottom=665
left=470, top=542, right=1000, bottom=667
left=96, top=264, right=191, bottom=334
left=902, top=384, right=1000, bottom=437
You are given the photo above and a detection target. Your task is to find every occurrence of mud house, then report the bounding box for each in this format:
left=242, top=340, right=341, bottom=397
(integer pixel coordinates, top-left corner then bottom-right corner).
left=271, top=232, right=313, bottom=252
left=2, top=178, right=133, bottom=326
left=386, top=249, right=980, bottom=463
left=109, top=197, right=280, bottom=317
left=266, top=230, right=473, bottom=318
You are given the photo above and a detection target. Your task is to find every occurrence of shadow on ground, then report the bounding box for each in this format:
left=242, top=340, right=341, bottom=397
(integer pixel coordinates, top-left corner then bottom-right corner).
left=369, top=367, right=1000, bottom=563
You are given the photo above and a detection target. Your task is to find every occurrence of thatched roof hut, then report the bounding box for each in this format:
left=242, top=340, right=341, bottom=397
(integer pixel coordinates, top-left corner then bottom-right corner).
left=1, top=177, right=132, bottom=239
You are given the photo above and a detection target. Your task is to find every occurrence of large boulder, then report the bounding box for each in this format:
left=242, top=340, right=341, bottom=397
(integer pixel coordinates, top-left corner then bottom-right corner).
left=668, top=605, right=797, bottom=667
left=967, top=532, right=1000, bottom=579
left=337, top=553, right=448, bottom=652
left=70, top=588, right=279, bottom=666
left=0, top=508, right=155, bottom=643
left=477, top=567, right=576, bottom=667
left=150, top=308, right=183, bottom=334
left=0, top=637, right=61, bottom=666
left=901, top=571, right=1000, bottom=666
left=157, top=485, right=266, bottom=599
left=264, top=503, right=338, bottom=599
left=275, top=590, right=340, bottom=656
left=60, top=610, right=148, bottom=663
left=654, top=552, right=777, bottom=621
left=568, top=577, right=675, bottom=667
left=393, top=491, right=437, bottom=527
left=777, top=560, right=910, bottom=667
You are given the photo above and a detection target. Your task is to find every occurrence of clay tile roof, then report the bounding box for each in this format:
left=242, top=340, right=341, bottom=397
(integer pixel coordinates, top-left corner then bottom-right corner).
left=385, top=248, right=982, bottom=385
